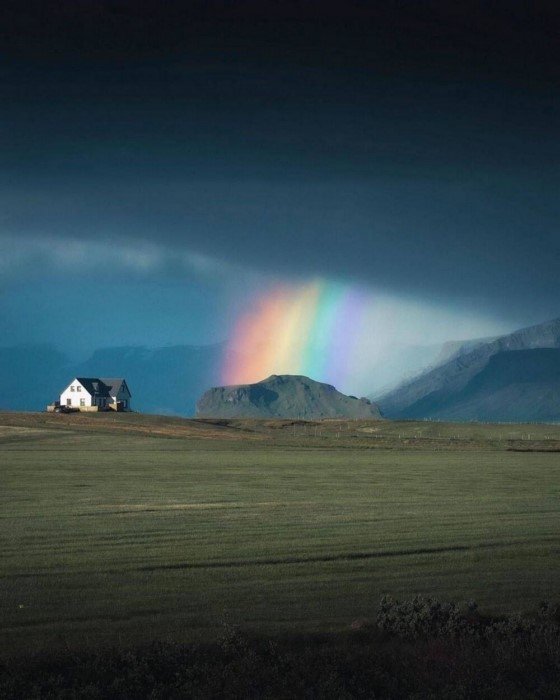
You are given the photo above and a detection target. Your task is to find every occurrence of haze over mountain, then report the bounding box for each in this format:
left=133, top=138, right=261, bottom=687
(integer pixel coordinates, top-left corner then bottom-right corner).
left=197, top=375, right=382, bottom=420
left=377, top=318, right=560, bottom=422
left=358, top=342, right=450, bottom=397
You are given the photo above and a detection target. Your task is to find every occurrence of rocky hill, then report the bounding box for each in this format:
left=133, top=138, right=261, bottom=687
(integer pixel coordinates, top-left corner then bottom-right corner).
left=377, top=318, right=560, bottom=421
left=196, top=375, right=383, bottom=419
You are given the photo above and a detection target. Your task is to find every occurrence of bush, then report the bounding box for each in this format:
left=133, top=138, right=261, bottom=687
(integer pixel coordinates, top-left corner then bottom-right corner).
left=1, top=600, right=559, bottom=698
left=377, top=595, right=560, bottom=643
left=377, top=594, right=481, bottom=639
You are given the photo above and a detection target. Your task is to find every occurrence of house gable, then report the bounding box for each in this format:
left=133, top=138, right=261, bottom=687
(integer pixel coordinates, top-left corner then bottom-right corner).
left=61, top=378, right=93, bottom=397
left=60, top=378, right=97, bottom=408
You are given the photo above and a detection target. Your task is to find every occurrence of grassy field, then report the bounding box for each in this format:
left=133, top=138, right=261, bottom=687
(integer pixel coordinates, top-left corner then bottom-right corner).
left=1, top=412, right=560, bottom=656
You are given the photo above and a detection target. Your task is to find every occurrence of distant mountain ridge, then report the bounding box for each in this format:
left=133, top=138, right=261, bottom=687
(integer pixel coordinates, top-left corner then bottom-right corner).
left=430, top=349, right=560, bottom=422
left=432, top=335, right=498, bottom=366
left=3, top=317, right=560, bottom=422
left=196, top=374, right=382, bottom=419
left=0, top=344, right=71, bottom=412
left=74, top=344, right=224, bottom=416
left=377, top=318, right=560, bottom=421
left=0, top=343, right=224, bottom=416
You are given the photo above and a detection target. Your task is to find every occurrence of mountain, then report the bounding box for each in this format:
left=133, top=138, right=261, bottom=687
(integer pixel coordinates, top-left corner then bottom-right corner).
left=0, top=345, right=71, bottom=411
left=410, top=349, right=560, bottom=423
left=196, top=374, right=383, bottom=419
left=0, top=343, right=224, bottom=416
left=75, top=344, right=224, bottom=416
left=377, top=318, right=560, bottom=421
left=432, top=335, right=498, bottom=366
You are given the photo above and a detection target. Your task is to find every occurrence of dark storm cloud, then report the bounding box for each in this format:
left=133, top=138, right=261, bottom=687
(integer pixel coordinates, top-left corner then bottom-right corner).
left=1, top=1, right=559, bottom=321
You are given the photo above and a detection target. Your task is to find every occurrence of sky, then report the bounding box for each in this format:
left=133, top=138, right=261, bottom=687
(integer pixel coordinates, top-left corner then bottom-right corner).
left=0, top=1, right=558, bottom=391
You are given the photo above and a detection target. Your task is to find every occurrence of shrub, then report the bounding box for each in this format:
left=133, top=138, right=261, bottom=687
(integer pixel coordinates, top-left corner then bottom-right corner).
left=377, top=594, right=481, bottom=640
left=1, top=600, right=559, bottom=698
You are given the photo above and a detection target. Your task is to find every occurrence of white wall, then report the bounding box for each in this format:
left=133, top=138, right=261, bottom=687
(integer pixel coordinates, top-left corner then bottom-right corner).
left=60, top=379, right=93, bottom=408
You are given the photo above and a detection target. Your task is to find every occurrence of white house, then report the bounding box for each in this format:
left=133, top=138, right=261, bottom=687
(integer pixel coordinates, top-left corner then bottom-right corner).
left=57, top=377, right=132, bottom=412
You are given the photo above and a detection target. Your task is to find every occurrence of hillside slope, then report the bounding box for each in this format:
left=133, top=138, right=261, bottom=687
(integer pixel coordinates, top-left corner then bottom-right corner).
left=197, top=374, right=382, bottom=419
left=378, top=317, right=560, bottom=422
left=446, top=349, right=560, bottom=422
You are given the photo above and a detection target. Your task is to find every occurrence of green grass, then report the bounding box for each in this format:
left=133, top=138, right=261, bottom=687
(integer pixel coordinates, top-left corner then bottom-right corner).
left=1, top=424, right=560, bottom=656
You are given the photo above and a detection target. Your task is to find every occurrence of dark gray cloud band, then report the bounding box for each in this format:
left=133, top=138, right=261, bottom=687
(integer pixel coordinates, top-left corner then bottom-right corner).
left=1, top=2, right=558, bottom=324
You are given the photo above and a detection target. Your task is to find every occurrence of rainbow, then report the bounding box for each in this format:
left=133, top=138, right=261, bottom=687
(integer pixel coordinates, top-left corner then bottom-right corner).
left=222, top=279, right=382, bottom=392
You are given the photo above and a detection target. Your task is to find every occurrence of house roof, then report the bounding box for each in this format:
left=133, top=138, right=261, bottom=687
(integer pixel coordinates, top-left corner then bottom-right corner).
left=75, top=377, right=111, bottom=398
left=66, top=377, right=130, bottom=398
left=99, top=378, right=129, bottom=396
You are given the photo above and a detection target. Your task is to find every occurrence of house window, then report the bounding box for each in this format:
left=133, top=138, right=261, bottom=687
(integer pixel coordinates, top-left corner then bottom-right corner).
left=70, top=386, right=75, bottom=392
left=80, top=398, right=85, bottom=407
left=77, top=385, right=81, bottom=392
left=66, top=398, right=72, bottom=406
